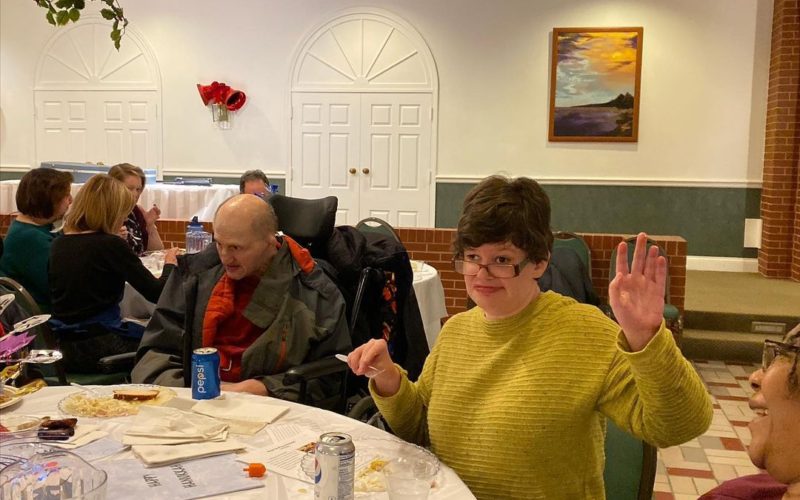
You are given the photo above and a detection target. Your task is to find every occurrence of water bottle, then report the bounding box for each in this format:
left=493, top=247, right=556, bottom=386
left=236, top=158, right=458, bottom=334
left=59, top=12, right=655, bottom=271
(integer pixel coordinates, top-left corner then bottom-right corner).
left=186, top=216, right=211, bottom=254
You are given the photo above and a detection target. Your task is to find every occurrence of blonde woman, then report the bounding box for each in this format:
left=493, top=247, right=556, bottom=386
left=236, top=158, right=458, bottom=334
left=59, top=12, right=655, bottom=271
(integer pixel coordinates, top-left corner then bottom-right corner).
left=49, top=174, right=178, bottom=371
left=108, top=163, right=164, bottom=255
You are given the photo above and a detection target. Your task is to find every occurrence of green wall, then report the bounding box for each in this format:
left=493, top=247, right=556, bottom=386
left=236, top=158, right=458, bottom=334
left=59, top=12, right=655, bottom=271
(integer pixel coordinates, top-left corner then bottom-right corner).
left=436, top=183, right=761, bottom=258
left=1, top=167, right=759, bottom=258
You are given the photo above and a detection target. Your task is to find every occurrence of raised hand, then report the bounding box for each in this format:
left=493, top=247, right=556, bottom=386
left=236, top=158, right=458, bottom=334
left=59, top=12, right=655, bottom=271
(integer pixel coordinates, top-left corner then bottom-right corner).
left=346, top=339, right=401, bottom=397
left=608, top=232, right=667, bottom=352
left=144, top=204, right=161, bottom=227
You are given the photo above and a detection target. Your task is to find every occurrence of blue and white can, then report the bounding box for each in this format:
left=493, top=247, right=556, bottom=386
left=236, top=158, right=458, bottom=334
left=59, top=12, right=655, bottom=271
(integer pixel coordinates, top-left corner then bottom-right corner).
left=314, top=432, right=355, bottom=500
left=191, top=347, right=221, bottom=400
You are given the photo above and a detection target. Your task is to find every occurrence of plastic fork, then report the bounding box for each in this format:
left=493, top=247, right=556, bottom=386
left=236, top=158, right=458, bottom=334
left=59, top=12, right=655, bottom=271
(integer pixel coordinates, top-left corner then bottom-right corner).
left=335, top=353, right=385, bottom=378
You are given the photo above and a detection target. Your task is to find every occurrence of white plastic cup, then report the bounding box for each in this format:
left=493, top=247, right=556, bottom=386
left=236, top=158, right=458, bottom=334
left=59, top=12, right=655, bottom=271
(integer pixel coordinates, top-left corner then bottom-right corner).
left=383, top=457, right=436, bottom=500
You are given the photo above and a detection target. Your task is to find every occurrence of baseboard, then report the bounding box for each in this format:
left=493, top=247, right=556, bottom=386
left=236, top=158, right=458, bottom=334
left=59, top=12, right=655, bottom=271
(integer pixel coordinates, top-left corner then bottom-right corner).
left=686, top=256, right=758, bottom=273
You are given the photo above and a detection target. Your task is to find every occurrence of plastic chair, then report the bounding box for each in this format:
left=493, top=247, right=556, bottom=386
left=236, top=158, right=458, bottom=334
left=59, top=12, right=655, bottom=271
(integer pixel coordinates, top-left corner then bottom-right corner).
left=605, top=236, right=683, bottom=344
left=603, top=419, right=658, bottom=500
left=553, top=231, right=592, bottom=275
left=355, top=217, right=400, bottom=242
left=0, top=277, right=131, bottom=385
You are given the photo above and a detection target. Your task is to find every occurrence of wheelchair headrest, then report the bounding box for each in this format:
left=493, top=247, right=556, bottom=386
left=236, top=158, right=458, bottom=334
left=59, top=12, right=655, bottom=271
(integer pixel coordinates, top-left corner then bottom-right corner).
left=268, top=194, right=338, bottom=249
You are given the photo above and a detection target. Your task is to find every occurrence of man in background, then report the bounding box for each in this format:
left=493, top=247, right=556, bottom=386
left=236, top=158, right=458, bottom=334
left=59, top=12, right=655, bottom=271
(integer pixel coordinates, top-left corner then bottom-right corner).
left=239, top=169, right=271, bottom=197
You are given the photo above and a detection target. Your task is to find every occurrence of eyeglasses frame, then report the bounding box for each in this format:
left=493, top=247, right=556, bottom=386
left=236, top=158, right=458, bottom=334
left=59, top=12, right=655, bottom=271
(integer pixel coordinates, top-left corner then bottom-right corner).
left=452, top=257, right=531, bottom=279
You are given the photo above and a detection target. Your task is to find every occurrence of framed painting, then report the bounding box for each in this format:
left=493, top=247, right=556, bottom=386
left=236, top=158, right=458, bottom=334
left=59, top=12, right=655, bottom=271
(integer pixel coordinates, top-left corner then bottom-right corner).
left=549, top=27, right=643, bottom=142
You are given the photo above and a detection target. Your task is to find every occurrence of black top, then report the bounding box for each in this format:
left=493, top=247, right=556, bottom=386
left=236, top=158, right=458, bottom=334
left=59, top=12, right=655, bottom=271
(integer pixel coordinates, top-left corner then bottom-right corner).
left=49, top=232, right=173, bottom=324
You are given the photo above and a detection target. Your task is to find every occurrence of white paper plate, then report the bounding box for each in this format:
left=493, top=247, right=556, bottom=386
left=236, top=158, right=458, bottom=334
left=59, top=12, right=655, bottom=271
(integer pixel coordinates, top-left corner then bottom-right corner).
left=58, top=384, right=176, bottom=418
left=0, top=386, right=24, bottom=411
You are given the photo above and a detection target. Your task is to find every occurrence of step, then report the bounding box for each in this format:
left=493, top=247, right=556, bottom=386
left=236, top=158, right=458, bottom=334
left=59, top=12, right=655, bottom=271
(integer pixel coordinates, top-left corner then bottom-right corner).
left=682, top=329, right=784, bottom=364
left=684, top=310, right=796, bottom=335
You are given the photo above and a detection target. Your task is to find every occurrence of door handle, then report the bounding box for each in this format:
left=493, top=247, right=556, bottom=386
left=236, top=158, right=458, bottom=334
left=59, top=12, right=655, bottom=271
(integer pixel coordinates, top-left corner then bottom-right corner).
left=362, top=168, right=370, bottom=175
left=349, top=168, right=357, bottom=174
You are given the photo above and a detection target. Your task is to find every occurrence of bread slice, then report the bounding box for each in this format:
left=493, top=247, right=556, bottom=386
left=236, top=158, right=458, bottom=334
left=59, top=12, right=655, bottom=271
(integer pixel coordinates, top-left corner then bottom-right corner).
left=113, top=388, right=160, bottom=401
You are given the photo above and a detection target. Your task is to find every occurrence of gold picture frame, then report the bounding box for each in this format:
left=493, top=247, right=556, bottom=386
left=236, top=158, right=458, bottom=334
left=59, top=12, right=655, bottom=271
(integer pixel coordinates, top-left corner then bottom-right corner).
left=549, top=27, right=644, bottom=142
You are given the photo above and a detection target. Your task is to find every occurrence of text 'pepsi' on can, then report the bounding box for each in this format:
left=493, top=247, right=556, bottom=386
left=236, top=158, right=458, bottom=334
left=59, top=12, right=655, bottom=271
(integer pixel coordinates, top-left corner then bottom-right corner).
left=314, top=432, right=355, bottom=500
left=192, top=347, right=221, bottom=400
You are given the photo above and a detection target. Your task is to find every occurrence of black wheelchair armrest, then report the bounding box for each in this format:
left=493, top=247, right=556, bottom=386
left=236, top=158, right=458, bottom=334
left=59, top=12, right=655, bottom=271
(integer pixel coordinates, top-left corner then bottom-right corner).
left=97, top=352, right=137, bottom=374
left=283, top=356, right=345, bottom=386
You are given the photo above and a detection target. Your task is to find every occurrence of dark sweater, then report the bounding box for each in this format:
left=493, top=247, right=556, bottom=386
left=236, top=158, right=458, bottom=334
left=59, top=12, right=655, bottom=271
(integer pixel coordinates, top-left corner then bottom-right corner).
left=49, top=232, right=173, bottom=324
left=0, top=220, right=56, bottom=308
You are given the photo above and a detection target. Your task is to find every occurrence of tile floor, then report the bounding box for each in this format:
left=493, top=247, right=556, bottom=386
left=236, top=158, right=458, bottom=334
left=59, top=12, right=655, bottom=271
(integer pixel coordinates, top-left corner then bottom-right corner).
left=653, top=360, right=762, bottom=500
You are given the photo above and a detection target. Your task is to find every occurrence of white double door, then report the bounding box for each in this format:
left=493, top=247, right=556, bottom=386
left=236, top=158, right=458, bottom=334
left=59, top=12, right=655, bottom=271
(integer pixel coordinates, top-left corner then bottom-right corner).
left=34, top=90, right=161, bottom=169
left=291, top=92, right=433, bottom=227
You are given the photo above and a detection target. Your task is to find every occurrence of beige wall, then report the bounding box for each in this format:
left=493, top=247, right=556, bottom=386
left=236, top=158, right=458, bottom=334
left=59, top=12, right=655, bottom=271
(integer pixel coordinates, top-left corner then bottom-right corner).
left=0, top=0, right=772, bottom=187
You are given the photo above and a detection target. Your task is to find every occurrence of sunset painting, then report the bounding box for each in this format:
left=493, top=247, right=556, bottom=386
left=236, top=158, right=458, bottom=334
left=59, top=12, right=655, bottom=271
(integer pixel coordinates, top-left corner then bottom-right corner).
left=549, top=27, right=643, bottom=142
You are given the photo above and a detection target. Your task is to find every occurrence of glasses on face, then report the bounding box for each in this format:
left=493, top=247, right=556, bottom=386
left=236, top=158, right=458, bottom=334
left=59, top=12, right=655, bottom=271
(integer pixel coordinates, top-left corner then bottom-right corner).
left=762, top=339, right=800, bottom=371
left=452, top=258, right=530, bottom=278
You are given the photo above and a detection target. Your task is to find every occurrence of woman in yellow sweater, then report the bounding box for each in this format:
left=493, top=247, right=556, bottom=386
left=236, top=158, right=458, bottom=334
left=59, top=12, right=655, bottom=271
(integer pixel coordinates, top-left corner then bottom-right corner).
left=346, top=175, right=713, bottom=499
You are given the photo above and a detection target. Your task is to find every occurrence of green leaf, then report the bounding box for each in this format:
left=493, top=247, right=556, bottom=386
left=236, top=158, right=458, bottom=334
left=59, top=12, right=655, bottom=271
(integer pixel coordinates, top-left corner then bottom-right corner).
left=110, top=29, right=121, bottom=41
left=114, top=38, right=121, bottom=50
left=68, top=8, right=80, bottom=22
left=100, top=8, right=116, bottom=20
left=55, top=10, right=69, bottom=25
left=54, top=0, right=72, bottom=9
left=45, top=10, right=56, bottom=25
left=73, top=0, right=85, bottom=9
left=112, top=20, right=118, bottom=30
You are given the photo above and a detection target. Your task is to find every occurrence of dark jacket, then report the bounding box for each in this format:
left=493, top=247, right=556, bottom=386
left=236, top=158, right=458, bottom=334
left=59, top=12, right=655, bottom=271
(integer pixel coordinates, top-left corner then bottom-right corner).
left=132, top=238, right=351, bottom=401
left=321, top=227, right=428, bottom=381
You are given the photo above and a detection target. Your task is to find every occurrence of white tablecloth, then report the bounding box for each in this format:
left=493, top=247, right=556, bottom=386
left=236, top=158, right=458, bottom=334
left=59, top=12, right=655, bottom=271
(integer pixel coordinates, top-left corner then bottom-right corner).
left=411, top=262, right=449, bottom=350
left=2, top=386, right=475, bottom=499
left=121, top=261, right=450, bottom=350
left=0, top=180, right=239, bottom=222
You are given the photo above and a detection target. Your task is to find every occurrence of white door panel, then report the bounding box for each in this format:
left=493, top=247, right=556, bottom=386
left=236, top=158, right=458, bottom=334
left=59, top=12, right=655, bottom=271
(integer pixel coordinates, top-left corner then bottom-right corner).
left=292, top=92, right=432, bottom=228
left=35, top=91, right=160, bottom=169
left=291, top=93, right=360, bottom=226
left=359, top=93, right=431, bottom=226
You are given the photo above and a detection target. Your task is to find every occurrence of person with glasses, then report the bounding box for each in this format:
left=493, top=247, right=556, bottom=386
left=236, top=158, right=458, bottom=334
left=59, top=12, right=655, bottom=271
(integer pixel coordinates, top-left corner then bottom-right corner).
left=343, top=175, right=712, bottom=499
left=699, top=324, right=799, bottom=499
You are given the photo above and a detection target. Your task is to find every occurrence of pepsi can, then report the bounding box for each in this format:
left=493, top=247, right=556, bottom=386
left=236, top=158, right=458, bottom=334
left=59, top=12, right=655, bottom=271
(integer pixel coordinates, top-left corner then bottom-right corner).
left=314, top=432, right=355, bottom=500
left=191, top=347, right=221, bottom=400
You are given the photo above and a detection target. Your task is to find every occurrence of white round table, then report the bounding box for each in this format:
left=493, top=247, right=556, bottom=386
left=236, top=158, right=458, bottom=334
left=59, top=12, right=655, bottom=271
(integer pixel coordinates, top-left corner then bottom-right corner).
left=1, top=386, right=475, bottom=499
left=411, top=261, right=449, bottom=350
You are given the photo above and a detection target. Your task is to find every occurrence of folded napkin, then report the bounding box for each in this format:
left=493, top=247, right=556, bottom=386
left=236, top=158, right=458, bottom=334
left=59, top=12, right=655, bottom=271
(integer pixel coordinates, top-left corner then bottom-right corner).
left=192, top=398, right=288, bottom=435
left=52, top=425, right=108, bottom=449
left=124, top=405, right=228, bottom=444
left=132, top=440, right=246, bottom=467
left=122, top=431, right=228, bottom=446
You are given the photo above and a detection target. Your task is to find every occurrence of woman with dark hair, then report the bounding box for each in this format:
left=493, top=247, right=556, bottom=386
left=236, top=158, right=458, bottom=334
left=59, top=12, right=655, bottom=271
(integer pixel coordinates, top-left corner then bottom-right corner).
left=108, top=163, right=164, bottom=256
left=699, top=324, right=799, bottom=500
left=345, top=175, right=713, bottom=499
left=0, top=168, right=73, bottom=309
left=49, top=174, right=178, bottom=371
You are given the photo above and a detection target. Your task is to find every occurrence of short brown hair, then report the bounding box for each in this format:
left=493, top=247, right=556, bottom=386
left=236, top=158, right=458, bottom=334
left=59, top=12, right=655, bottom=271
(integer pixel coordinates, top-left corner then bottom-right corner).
left=453, top=175, right=553, bottom=263
left=239, top=169, right=270, bottom=193
left=108, top=163, right=146, bottom=188
left=16, top=168, right=73, bottom=219
left=64, top=174, right=134, bottom=235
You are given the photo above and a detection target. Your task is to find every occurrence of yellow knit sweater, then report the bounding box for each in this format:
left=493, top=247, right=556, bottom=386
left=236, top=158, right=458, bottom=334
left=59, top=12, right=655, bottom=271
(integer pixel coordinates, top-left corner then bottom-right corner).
left=372, top=291, right=712, bottom=499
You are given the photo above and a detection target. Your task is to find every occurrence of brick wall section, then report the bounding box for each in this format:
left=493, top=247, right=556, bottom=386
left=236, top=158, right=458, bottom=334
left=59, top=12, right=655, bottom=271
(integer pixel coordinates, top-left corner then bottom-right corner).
left=0, top=216, right=687, bottom=317
left=759, top=0, right=800, bottom=281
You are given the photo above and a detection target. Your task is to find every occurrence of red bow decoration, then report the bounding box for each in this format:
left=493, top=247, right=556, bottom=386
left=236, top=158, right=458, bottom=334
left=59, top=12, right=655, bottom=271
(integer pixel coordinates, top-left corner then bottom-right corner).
left=197, top=81, right=247, bottom=111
